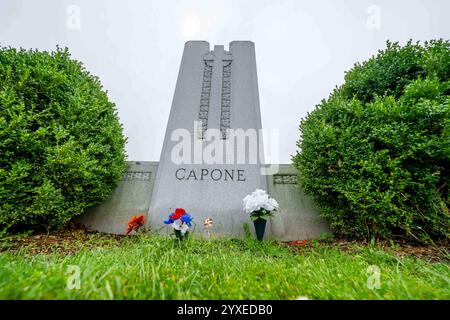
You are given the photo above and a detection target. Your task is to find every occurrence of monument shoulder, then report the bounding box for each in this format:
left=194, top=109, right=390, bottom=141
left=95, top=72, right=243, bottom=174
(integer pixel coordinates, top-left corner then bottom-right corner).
left=185, top=40, right=210, bottom=48
left=230, top=40, right=255, bottom=47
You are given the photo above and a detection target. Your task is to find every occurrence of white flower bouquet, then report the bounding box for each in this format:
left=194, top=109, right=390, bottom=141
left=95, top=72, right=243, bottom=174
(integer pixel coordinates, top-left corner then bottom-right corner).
left=243, top=189, right=279, bottom=221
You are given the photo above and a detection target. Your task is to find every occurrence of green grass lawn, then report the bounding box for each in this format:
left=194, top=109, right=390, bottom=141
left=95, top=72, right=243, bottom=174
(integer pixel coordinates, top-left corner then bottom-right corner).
left=0, top=233, right=449, bottom=299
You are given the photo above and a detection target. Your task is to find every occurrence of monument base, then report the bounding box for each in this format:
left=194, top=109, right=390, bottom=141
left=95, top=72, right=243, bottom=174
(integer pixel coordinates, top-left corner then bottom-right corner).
left=75, top=161, right=331, bottom=240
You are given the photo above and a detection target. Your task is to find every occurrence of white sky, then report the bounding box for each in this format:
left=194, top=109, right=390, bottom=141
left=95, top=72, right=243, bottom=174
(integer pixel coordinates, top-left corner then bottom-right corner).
left=1, top=0, right=449, bottom=163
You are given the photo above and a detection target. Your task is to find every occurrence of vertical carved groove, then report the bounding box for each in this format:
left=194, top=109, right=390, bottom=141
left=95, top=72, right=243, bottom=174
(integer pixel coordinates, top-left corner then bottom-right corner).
left=198, top=59, right=213, bottom=139
left=220, top=60, right=232, bottom=139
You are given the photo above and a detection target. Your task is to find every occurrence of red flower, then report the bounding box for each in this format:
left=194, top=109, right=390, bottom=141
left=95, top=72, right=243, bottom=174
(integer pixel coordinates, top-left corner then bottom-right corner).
left=170, top=208, right=186, bottom=220
left=126, top=214, right=145, bottom=235
left=292, top=240, right=307, bottom=247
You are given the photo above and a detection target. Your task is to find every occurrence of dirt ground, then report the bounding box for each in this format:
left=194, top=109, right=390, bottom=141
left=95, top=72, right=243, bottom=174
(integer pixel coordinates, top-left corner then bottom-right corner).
left=0, top=227, right=123, bottom=256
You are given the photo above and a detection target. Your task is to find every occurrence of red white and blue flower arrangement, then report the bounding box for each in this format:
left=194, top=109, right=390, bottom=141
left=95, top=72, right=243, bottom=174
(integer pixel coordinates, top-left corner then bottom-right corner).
left=163, top=207, right=193, bottom=240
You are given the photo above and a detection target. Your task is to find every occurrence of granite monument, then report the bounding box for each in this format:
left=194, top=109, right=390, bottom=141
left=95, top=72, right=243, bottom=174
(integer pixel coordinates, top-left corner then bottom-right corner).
left=77, top=41, right=330, bottom=240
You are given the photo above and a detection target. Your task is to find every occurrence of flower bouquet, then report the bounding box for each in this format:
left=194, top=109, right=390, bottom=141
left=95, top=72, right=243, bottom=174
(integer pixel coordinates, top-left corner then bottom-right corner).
left=125, top=214, right=145, bottom=235
left=243, top=189, right=279, bottom=241
left=163, top=208, right=193, bottom=240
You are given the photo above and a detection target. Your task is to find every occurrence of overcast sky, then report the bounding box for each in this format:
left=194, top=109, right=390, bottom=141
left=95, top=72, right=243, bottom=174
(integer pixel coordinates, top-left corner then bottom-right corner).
left=1, top=0, right=449, bottom=163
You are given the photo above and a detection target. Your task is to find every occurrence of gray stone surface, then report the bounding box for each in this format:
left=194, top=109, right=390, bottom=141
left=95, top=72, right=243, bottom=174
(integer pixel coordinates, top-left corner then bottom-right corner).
left=75, top=161, right=158, bottom=234
left=147, top=41, right=267, bottom=237
left=266, top=165, right=331, bottom=240
left=76, top=162, right=330, bottom=240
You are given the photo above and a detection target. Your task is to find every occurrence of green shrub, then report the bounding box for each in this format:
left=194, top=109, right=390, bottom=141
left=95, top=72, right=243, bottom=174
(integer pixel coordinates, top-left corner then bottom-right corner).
left=293, top=40, right=450, bottom=242
left=0, top=47, right=127, bottom=232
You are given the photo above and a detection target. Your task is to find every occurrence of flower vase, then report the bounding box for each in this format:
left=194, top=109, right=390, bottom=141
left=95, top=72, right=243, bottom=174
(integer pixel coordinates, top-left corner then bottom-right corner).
left=253, top=218, right=267, bottom=241
left=174, top=230, right=188, bottom=241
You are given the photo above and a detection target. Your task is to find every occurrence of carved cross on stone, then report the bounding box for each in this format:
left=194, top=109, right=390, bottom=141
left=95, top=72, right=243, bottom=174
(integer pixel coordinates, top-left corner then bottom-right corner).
left=198, top=45, right=233, bottom=139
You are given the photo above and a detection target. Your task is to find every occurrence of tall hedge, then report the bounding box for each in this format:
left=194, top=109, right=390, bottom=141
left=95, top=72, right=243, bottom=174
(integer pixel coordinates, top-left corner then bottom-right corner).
left=0, top=47, right=127, bottom=232
left=293, top=40, right=449, bottom=242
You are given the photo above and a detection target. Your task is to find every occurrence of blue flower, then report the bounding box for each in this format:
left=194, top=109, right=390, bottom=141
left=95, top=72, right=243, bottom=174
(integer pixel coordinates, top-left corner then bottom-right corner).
left=163, top=217, right=174, bottom=224
left=181, top=213, right=193, bottom=227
